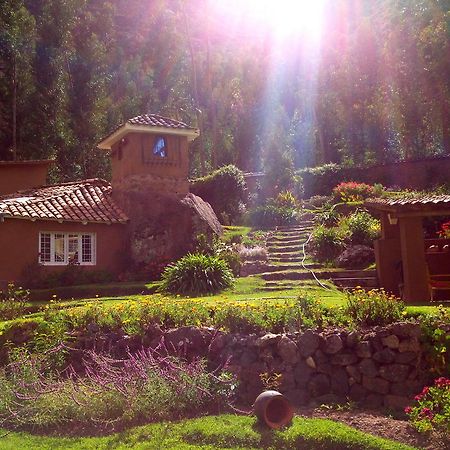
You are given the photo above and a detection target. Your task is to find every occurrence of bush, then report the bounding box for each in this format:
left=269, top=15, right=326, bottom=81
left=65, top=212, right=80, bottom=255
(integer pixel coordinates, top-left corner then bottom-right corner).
left=0, top=348, right=236, bottom=431
left=236, top=245, right=268, bottom=261
left=345, top=289, right=405, bottom=326
left=333, top=181, right=374, bottom=202
left=405, top=377, right=450, bottom=437
left=273, top=190, right=298, bottom=209
left=160, top=253, right=234, bottom=295
left=190, top=165, right=247, bottom=224
left=309, top=225, right=347, bottom=262
left=0, top=283, right=29, bottom=320
left=335, top=245, right=375, bottom=269
left=248, top=205, right=298, bottom=228
left=341, top=210, right=381, bottom=247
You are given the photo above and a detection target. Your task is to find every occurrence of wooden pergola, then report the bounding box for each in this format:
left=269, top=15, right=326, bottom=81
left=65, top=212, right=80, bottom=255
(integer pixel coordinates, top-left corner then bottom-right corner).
left=365, top=195, right=450, bottom=303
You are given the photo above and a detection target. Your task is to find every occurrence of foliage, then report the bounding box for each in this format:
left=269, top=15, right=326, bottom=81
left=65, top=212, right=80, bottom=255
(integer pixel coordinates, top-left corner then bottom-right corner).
left=274, top=190, right=299, bottom=209
left=345, top=289, right=405, bottom=326
left=309, top=224, right=348, bottom=262
left=190, top=165, right=247, bottom=223
left=0, top=347, right=236, bottom=431
left=405, top=377, right=450, bottom=438
left=160, top=253, right=234, bottom=295
left=333, top=182, right=375, bottom=203
left=248, top=204, right=298, bottom=228
left=340, top=210, right=381, bottom=247
left=0, top=282, right=29, bottom=320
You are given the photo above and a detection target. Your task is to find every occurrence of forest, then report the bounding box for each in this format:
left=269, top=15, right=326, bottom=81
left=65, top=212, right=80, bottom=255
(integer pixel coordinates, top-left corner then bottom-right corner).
left=0, top=0, right=449, bottom=181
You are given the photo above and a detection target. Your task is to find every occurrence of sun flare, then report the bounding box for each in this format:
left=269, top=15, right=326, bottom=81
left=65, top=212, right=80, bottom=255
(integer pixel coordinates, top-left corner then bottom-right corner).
left=214, top=0, right=325, bottom=39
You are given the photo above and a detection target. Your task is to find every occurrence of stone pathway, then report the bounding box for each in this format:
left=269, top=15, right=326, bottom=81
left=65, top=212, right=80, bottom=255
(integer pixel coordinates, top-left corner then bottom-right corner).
left=256, top=220, right=378, bottom=291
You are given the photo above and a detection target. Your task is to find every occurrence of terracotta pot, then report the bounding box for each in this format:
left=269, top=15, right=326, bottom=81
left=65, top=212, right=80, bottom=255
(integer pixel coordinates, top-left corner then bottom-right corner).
left=253, top=390, right=294, bottom=429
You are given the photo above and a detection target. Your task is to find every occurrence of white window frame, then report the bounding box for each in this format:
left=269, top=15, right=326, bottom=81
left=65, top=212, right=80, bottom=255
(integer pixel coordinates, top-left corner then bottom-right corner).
left=39, top=232, right=96, bottom=266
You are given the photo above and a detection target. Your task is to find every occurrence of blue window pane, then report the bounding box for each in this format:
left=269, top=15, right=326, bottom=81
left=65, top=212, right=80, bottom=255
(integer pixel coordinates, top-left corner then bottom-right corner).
left=153, top=137, right=167, bottom=157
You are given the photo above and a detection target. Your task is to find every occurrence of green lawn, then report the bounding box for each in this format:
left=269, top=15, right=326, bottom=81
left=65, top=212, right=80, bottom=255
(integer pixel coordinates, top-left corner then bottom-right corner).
left=0, top=415, right=417, bottom=450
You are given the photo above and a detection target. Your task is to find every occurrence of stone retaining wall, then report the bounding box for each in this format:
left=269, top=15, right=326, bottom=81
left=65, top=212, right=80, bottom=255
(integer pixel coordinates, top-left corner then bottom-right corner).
left=72, top=322, right=430, bottom=411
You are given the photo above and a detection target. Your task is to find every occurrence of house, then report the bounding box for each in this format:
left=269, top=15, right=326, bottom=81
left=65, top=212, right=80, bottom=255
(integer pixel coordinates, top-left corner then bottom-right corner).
left=0, top=114, right=221, bottom=287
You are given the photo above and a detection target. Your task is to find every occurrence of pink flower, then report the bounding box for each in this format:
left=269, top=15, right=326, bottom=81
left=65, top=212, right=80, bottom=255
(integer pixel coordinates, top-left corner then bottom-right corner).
left=404, top=406, right=412, bottom=414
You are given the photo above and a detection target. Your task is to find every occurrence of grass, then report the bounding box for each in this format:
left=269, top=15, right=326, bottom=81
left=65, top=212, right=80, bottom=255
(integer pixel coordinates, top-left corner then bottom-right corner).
left=0, top=414, right=418, bottom=450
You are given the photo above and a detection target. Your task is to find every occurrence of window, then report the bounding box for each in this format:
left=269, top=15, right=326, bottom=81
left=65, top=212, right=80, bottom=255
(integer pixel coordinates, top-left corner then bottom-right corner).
left=39, top=232, right=96, bottom=265
left=152, top=136, right=167, bottom=158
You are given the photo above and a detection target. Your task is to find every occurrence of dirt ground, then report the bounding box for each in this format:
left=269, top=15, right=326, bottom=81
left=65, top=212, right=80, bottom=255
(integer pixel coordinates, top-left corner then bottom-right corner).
left=297, top=407, right=448, bottom=450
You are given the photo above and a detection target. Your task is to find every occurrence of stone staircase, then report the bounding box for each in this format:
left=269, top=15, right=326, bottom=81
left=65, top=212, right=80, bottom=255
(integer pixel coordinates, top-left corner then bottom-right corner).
left=255, top=221, right=378, bottom=291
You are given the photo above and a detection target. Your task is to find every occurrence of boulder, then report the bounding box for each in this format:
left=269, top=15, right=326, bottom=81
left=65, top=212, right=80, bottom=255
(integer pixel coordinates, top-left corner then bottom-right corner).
left=298, top=330, right=321, bottom=357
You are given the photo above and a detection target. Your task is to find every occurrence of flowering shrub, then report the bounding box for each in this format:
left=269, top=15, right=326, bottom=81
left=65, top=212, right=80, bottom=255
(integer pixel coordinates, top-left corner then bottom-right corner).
left=309, top=224, right=348, bottom=262
left=0, top=346, right=236, bottom=431
left=333, top=181, right=374, bottom=203
left=405, top=377, right=450, bottom=436
left=340, top=210, right=381, bottom=246
left=0, top=282, right=29, bottom=320
left=345, top=288, right=405, bottom=326
left=236, top=245, right=268, bottom=261
left=437, top=220, right=450, bottom=238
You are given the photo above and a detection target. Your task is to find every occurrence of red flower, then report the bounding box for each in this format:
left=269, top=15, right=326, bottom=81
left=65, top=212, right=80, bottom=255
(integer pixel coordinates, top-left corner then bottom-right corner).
left=404, top=406, right=412, bottom=414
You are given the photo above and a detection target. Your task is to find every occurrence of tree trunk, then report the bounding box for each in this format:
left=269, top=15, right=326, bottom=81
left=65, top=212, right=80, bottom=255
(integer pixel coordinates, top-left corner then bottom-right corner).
left=12, top=54, right=17, bottom=160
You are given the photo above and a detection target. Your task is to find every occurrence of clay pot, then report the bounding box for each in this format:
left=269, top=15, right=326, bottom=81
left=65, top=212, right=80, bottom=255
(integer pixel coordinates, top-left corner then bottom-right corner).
left=253, top=390, right=294, bottom=429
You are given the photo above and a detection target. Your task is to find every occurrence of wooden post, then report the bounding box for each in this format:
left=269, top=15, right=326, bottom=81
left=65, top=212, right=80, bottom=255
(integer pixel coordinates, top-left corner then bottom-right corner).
left=399, top=216, right=430, bottom=303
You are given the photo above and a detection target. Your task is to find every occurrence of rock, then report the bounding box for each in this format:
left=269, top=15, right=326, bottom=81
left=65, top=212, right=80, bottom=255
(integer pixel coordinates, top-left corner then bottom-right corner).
left=349, top=383, right=367, bottom=402
left=384, top=395, right=411, bottom=411
left=373, top=348, right=396, bottom=364
left=379, top=364, right=410, bottom=382
left=381, top=335, right=400, bottom=349
left=331, top=368, right=349, bottom=396
left=323, top=334, right=343, bottom=354
left=362, top=376, right=390, bottom=395
left=395, top=351, right=418, bottom=364
left=306, top=356, right=316, bottom=369
left=399, top=338, right=421, bottom=353
left=240, top=350, right=257, bottom=366
left=280, top=369, right=296, bottom=392
left=346, top=331, right=359, bottom=348
left=358, top=359, right=379, bottom=377
left=390, top=322, right=421, bottom=338
left=164, top=326, right=207, bottom=353
left=346, top=365, right=362, bottom=383
left=355, top=341, right=372, bottom=358
left=363, top=393, right=383, bottom=409
left=331, top=353, right=358, bottom=366
left=208, top=332, right=228, bottom=354
left=390, top=380, right=422, bottom=397
left=308, top=373, right=330, bottom=397
left=336, top=245, right=375, bottom=269
left=294, top=361, right=314, bottom=386
left=277, top=336, right=299, bottom=364
left=256, top=333, right=280, bottom=348
left=297, top=330, right=321, bottom=357
left=285, top=389, right=310, bottom=406
left=240, top=261, right=271, bottom=277
left=180, top=193, right=222, bottom=236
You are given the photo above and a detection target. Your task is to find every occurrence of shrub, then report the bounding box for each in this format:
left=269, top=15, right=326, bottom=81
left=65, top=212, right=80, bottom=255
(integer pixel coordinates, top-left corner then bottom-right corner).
left=335, top=245, right=375, bottom=269
left=340, top=210, right=381, bottom=247
left=405, top=377, right=450, bottom=437
left=304, top=195, right=333, bottom=209
left=248, top=204, right=298, bottom=228
left=0, top=283, right=29, bottom=320
left=309, top=225, right=347, bottom=262
left=236, top=245, right=268, bottom=261
left=345, top=289, right=405, bottom=326
left=333, top=181, right=374, bottom=203
left=160, top=253, right=234, bottom=295
left=273, top=190, right=298, bottom=209
left=190, top=165, right=247, bottom=224
left=0, top=347, right=236, bottom=431
left=438, top=220, right=450, bottom=238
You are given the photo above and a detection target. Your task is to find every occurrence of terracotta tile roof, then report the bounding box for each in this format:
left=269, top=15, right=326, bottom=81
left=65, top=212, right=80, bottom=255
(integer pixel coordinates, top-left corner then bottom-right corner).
left=0, top=179, right=128, bottom=224
left=127, top=114, right=195, bottom=130
left=365, top=194, right=450, bottom=210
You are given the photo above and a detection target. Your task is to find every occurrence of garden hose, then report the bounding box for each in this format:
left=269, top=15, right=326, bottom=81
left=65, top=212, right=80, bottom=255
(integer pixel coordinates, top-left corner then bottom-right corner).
left=301, top=233, right=331, bottom=290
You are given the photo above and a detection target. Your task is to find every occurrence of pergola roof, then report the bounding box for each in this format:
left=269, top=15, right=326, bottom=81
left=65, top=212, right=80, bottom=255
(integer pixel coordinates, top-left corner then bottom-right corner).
left=365, top=194, right=450, bottom=216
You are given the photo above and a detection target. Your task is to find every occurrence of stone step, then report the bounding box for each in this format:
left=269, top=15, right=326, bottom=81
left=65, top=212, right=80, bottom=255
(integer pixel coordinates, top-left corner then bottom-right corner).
left=332, top=277, right=379, bottom=289
left=262, top=263, right=322, bottom=272
left=268, top=251, right=304, bottom=259
left=260, top=269, right=376, bottom=282
left=267, top=235, right=309, bottom=244
left=267, top=244, right=304, bottom=253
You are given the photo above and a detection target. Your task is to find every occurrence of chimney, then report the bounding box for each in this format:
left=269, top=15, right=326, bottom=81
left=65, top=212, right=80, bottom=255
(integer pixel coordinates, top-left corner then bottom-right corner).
left=0, top=160, right=53, bottom=196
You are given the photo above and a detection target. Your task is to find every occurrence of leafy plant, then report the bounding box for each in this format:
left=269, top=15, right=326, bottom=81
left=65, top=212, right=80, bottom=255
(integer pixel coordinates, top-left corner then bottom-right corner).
left=309, top=224, right=348, bottom=262
left=405, top=377, right=450, bottom=438
left=160, top=253, right=234, bottom=295
left=273, top=190, right=298, bottom=209
left=340, top=210, right=381, bottom=247
left=345, top=288, right=405, bottom=326
left=248, top=204, right=298, bottom=228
